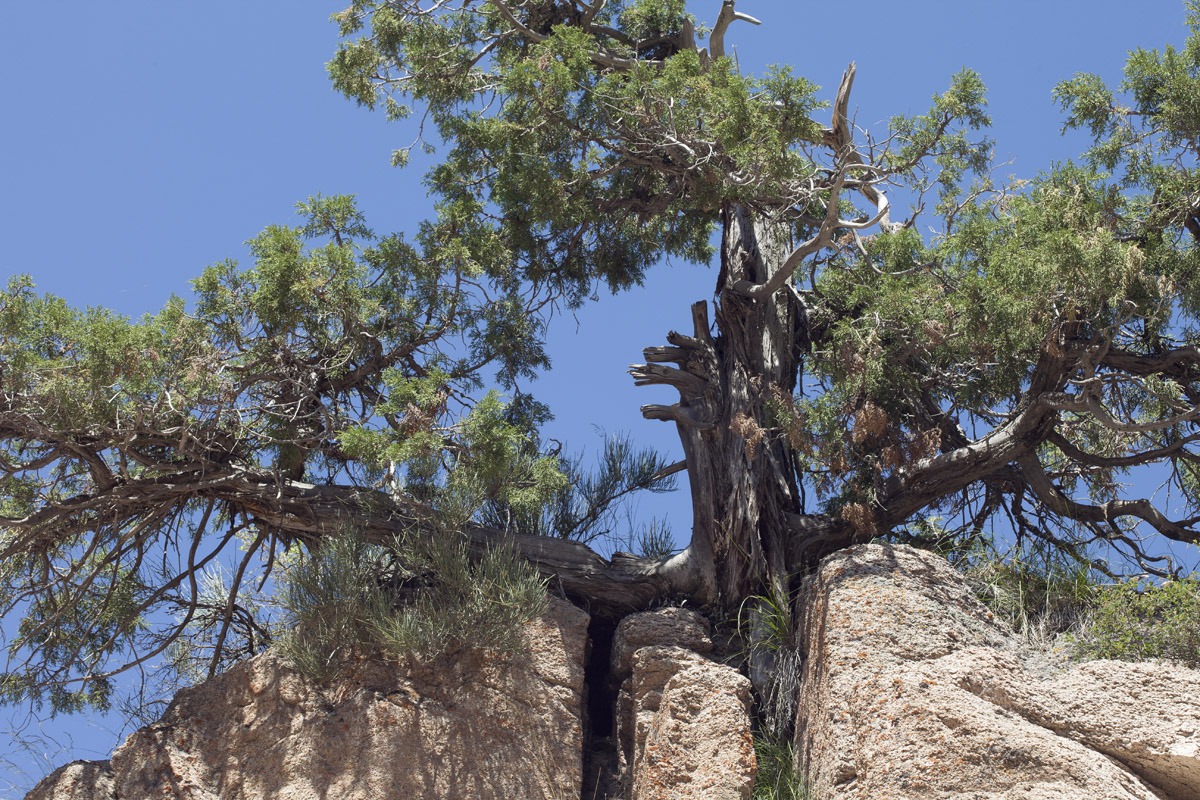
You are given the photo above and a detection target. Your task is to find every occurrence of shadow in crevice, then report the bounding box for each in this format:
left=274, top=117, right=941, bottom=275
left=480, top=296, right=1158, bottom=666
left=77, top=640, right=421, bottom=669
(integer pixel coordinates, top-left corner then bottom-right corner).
left=581, top=615, right=621, bottom=799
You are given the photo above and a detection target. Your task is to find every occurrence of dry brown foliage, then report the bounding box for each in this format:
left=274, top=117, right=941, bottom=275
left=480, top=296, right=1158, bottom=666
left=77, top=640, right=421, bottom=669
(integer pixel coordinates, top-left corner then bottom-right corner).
left=731, top=412, right=766, bottom=462
left=851, top=401, right=888, bottom=445
left=839, top=502, right=878, bottom=537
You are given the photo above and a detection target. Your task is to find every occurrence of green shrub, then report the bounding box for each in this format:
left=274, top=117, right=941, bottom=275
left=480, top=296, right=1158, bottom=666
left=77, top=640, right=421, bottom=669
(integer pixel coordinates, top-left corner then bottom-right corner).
left=1076, top=576, right=1200, bottom=667
left=368, top=531, right=549, bottom=659
left=275, top=529, right=547, bottom=681
left=951, top=542, right=1200, bottom=668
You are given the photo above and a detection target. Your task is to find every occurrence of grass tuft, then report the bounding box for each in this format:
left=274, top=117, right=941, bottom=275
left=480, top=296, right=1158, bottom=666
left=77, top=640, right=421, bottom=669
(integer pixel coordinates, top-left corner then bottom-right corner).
left=275, top=528, right=547, bottom=681
left=752, top=731, right=809, bottom=800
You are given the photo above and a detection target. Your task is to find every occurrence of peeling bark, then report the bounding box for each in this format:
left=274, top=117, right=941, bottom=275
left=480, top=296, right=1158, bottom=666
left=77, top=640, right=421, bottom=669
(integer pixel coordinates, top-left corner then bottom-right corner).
left=632, top=203, right=842, bottom=607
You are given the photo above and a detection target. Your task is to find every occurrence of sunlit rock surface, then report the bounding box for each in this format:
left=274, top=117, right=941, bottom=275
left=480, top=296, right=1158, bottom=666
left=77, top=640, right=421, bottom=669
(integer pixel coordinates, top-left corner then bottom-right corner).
left=796, top=543, right=1200, bottom=800
left=27, top=597, right=588, bottom=800
left=611, top=608, right=756, bottom=800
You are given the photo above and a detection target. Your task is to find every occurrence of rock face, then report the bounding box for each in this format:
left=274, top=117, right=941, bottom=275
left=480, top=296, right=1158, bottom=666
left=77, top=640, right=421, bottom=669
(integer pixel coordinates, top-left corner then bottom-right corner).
left=795, top=543, right=1200, bottom=800
left=26, top=598, right=759, bottom=800
left=32, top=543, right=1200, bottom=800
left=26, top=596, right=588, bottom=800
left=23, top=761, right=115, bottom=800
left=611, top=608, right=756, bottom=800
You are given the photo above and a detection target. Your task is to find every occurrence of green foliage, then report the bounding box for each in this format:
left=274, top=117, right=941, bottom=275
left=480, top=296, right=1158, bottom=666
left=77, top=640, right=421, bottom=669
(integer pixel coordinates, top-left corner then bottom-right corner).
left=619, top=0, right=691, bottom=41
left=0, top=191, right=574, bottom=713
left=0, top=547, right=147, bottom=715
left=1054, top=0, right=1200, bottom=307
left=459, top=391, right=568, bottom=510
left=752, top=730, right=809, bottom=800
left=1076, top=576, right=1200, bottom=666
left=626, top=517, right=675, bottom=558
left=917, top=532, right=1200, bottom=669
left=0, top=274, right=208, bottom=433
left=276, top=529, right=547, bottom=681
left=886, top=68, right=992, bottom=208
left=479, top=431, right=678, bottom=549
left=789, top=149, right=1184, bottom=528
left=369, top=532, right=549, bottom=658
left=742, top=6, right=1200, bottom=554
left=328, top=0, right=831, bottom=306
left=275, top=534, right=389, bottom=682
left=950, top=543, right=1200, bottom=669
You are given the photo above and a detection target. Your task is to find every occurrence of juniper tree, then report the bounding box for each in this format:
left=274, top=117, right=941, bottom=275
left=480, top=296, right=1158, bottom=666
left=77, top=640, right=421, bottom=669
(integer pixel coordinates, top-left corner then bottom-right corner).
left=4, top=0, right=1200, bottom=714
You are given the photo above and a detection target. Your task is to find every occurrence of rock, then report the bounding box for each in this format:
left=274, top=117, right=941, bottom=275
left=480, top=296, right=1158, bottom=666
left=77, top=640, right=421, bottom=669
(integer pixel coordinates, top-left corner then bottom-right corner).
left=41, top=543, right=1198, bottom=800
left=631, top=658, right=756, bottom=800
left=24, top=761, right=116, bottom=800
left=625, top=645, right=713, bottom=775
left=611, top=607, right=712, bottom=681
left=29, top=596, right=588, bottom=800
left=609, top=608, right=755, bottom=800
left=951, top=652, right=1200, bottom=799
left=796, top=543, right=1200, bottom=800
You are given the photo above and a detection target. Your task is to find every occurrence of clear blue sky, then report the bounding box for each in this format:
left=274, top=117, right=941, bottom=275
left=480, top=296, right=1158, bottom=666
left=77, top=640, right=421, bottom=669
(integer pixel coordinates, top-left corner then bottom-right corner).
left=0, top=1, right=1192, bottom=793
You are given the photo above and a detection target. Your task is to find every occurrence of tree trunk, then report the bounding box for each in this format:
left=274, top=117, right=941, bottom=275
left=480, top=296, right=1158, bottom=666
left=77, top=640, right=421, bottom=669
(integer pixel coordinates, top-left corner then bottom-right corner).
left=633, top=203, right=834, bottom=610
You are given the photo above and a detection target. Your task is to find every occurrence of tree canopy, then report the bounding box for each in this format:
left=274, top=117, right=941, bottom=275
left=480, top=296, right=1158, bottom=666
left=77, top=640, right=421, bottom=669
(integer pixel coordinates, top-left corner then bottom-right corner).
left=3, top=0, right=1200, bottom=719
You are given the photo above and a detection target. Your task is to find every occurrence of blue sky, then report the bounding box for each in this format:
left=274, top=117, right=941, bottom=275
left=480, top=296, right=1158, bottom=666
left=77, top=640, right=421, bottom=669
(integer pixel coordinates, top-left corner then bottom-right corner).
left=0, top=0, right=1193, bottom=792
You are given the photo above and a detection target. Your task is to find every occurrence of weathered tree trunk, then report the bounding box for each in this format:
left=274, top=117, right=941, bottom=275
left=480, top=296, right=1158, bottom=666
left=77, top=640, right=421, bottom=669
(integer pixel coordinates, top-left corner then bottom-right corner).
left=632, top=203, right=844, bottom=610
